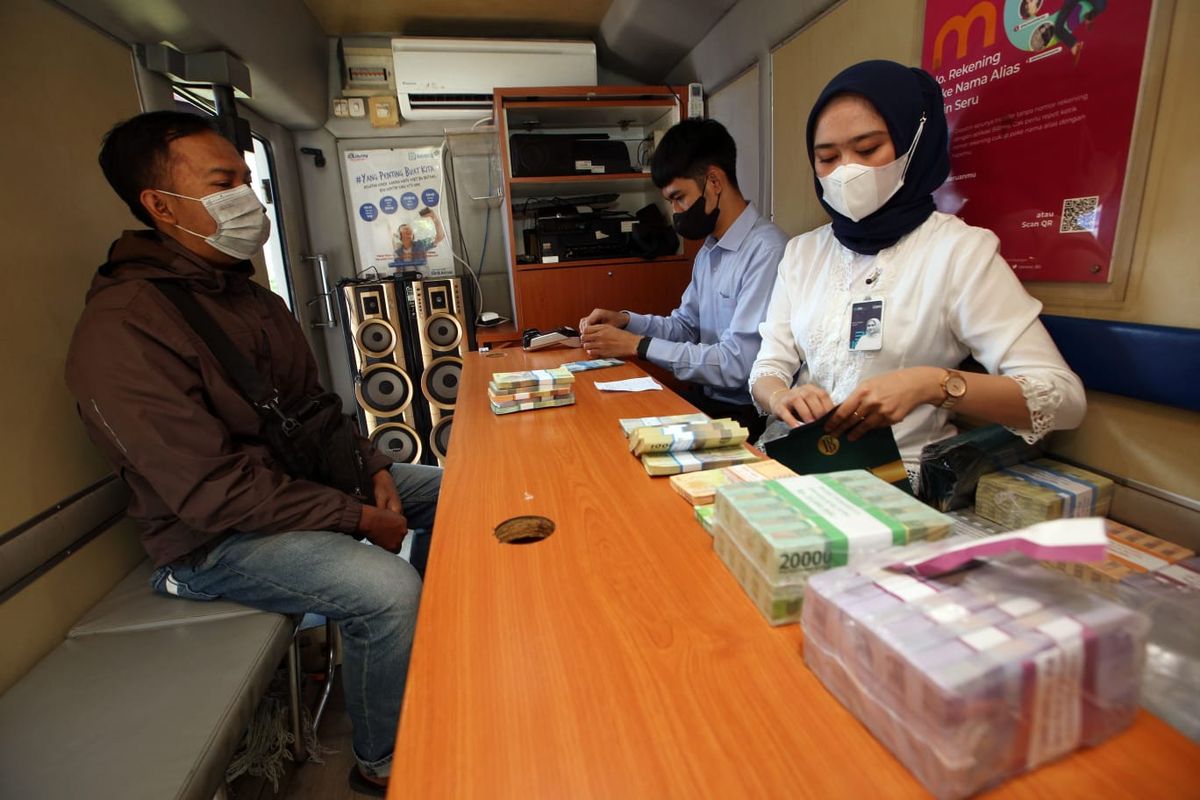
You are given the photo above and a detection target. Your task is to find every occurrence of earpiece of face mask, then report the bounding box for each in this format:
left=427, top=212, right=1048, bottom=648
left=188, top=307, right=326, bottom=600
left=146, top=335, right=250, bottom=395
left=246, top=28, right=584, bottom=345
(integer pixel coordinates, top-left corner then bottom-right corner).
left=818, top=113, right=926, bottom=223
left=157, top=184, right=271, bottom=260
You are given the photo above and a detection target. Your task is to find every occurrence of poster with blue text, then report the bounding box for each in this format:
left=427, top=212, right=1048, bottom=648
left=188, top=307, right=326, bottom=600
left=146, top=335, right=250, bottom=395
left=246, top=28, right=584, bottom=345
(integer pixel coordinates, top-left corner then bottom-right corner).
left=344, top=146, right=454, bottom=278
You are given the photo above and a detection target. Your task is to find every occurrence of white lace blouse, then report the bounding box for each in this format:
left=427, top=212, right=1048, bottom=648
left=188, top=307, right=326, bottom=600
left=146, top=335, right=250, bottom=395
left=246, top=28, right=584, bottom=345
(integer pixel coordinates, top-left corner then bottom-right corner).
left=749, top=212, right=1086, bottom=471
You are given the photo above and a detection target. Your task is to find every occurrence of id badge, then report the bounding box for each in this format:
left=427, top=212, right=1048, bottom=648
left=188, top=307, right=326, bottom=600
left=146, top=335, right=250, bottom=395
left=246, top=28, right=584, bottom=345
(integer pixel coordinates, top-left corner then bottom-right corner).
left=848, top=297, right=884, bottom=351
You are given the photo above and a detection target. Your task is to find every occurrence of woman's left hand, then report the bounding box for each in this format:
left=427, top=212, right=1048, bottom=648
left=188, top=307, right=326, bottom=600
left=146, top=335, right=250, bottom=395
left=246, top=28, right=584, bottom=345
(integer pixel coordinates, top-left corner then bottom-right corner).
left=826, top=367, right=943, bottom=441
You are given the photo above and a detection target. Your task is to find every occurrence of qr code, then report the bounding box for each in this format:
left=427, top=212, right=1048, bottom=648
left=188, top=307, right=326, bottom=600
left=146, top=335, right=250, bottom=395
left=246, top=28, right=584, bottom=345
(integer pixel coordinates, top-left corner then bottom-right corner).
left=1060, top=196, right=1099, bottom=234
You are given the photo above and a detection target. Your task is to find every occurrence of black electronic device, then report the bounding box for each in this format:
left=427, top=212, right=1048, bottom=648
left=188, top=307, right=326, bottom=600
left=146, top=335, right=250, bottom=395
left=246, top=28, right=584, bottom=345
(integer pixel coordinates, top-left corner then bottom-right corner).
left=512, top=193, right=620, bottom=217
left=533, top=211, right=637, bottom=262
left=522, top=326, right=582, bottom=351
left=509, top=134, right=633, bottom=177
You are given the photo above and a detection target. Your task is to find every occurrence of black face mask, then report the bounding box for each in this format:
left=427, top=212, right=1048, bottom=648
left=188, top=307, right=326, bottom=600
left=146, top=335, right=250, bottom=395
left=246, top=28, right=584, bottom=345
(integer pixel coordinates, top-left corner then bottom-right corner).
left=672, top=185, right=721, bottom=240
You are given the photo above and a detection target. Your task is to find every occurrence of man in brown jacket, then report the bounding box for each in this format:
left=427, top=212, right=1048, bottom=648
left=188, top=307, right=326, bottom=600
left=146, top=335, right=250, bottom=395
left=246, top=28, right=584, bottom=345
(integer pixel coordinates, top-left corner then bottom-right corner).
left=65, top=111, right=429, bottom=796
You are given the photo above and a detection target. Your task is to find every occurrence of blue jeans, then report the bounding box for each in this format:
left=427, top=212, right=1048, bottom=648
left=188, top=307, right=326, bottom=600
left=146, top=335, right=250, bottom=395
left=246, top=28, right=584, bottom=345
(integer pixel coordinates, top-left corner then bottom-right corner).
left=150, top=463, right=441, bottom=777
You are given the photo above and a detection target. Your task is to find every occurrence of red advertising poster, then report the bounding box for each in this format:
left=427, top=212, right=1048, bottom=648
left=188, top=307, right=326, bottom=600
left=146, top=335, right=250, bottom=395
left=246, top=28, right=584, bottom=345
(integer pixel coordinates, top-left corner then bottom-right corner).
left=922, top=0, right=1153, bottom=282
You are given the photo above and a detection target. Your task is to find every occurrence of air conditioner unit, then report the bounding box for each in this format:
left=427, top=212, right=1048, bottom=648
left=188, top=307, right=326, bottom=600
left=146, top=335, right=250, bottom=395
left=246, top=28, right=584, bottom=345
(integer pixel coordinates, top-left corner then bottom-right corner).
left=391, top=37, right=597, bottom=120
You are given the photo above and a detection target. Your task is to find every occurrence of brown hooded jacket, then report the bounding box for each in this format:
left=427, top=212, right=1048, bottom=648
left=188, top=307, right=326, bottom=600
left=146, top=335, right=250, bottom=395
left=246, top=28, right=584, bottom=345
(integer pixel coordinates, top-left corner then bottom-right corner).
left=65, top=230, right=391, bottom=566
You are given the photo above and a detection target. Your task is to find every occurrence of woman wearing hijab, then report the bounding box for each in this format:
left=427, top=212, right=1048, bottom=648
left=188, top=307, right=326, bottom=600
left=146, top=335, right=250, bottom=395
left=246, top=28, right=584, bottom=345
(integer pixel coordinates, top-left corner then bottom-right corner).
left=749, top=60, right=1085, bottom=485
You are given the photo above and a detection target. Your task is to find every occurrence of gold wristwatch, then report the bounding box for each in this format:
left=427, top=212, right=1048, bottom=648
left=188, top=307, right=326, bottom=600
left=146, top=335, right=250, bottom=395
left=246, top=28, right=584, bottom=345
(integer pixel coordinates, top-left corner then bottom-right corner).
left=939, top=369, right=967, bottom=410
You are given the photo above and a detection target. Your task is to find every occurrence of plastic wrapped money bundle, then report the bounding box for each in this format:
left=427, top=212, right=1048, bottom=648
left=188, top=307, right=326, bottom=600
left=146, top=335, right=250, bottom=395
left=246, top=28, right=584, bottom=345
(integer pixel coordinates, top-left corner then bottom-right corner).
left=489, top=366, right=575, bottom=415
left=802, top=536, right=1149, bottom=799
left=714, top=470, right=952, bottom=585
left=976, top=459, right=1113, bottom=529
left=918, top=425, right=1042, bottom=511
left=670, top=459, right=797, bottom=506
left=629, top=419, right=748, bottom=456
left=1045, top=520, right=1194, bottom=593
left=1117, top=557, right=1200, bottom=742
left=640, top=446, right=760, bottom=476
left=619, top=413, right=709, bottom=437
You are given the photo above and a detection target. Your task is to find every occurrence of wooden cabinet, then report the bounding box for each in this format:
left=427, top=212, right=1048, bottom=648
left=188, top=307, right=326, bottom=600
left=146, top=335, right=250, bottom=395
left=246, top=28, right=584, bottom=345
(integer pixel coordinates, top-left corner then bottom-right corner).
left=516, top=259, right=695, bottom=331
left=493, top=86, right=697, bottom=331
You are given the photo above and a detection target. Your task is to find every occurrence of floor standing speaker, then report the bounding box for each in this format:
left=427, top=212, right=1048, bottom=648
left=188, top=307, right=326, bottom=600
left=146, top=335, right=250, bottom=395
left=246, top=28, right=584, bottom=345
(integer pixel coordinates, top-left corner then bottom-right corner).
left=406, top=277, right=468, bottom=464
left=340, top=279, right=425, bottom=464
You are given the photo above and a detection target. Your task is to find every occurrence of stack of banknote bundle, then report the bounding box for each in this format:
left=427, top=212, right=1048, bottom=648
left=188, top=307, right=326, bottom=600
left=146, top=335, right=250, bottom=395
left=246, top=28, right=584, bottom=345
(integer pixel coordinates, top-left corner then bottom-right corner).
left=712, top=520, right=807, bottom=624
left=1044, top=519, right=1194, bottom=592
left=694, top=504, right=716, bottom=535
left=488, top=366, right=576, bottom=415
left=709, top=470, right=952, bottom=625
left=975, top=458, right=1113, bottom=529
left=669, top=459, right=797, bottom=506
left=715, top=470, right=952, bottom=584
left=640, top=446, right=761, bottom=476
left=802, top=537, right=1149, bottom=799
left=619, top=413, right=709, bottom=437
left=628, top=419, right=748, bottom=456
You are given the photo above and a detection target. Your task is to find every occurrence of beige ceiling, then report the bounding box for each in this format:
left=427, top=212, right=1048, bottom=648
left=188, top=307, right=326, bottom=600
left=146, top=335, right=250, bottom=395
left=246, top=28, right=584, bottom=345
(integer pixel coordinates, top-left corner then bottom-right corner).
left=302, top=0, right=615, bottom=38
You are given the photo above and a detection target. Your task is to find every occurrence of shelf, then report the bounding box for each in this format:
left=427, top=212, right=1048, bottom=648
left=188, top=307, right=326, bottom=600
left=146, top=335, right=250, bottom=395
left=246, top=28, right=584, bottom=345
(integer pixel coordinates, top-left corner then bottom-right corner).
left=505, top=103, right=677, bottom=130
left=508, top=173, right=656, bottom=199
left=513, top=253, right=691, bottom=273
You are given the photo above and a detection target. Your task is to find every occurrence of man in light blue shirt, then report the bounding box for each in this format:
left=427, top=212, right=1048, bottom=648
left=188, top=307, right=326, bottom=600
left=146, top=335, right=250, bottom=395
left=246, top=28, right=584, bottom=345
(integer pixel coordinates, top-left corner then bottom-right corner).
left=580, top=119, right=788, bottom=438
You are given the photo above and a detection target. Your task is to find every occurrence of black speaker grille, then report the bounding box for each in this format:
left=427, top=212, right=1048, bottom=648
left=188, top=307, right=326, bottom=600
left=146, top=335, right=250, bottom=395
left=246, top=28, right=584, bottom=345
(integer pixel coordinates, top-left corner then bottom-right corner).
left=355, top=320, right=396, bottom=358
left=357, top=363, right=413, bottom=416
left=425, top=313, right=462, bottom=350
left=370, top=423, right=422, bottom=464
left=430, top=416, right=453, bottom=461
left=421, top=357, right=462, bottom=409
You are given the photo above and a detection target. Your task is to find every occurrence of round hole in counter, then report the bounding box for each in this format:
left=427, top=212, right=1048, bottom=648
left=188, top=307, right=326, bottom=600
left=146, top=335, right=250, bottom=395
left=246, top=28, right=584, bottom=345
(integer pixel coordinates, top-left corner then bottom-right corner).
left=495, top=515, right=555, bottom=544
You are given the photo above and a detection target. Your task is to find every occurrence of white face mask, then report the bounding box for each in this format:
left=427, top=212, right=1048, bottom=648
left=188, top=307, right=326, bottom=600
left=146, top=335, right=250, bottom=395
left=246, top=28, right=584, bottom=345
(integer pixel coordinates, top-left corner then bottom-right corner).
left=818, top=113, right=926, bottom=223
left=156, top=184, right=271, bottom=260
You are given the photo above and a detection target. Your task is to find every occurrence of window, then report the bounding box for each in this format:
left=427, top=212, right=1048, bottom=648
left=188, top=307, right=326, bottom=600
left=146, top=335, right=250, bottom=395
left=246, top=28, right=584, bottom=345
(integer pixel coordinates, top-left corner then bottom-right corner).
left=246, top=134, right=294, bottom=310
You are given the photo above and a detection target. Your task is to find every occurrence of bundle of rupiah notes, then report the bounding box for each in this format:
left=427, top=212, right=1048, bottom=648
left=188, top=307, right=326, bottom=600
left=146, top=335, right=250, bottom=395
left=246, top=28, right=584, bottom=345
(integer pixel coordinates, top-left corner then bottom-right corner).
left=975, top=458, right=1113, bottom=528
left=710, top=470, right=952, bottom=624
left=802, top=535, right=1149, bottom=799
left=488, top=366, right=576, bottom=415
left=669, top=458, right=796, bottom=506
left=628, top=418, right=748, bottom=456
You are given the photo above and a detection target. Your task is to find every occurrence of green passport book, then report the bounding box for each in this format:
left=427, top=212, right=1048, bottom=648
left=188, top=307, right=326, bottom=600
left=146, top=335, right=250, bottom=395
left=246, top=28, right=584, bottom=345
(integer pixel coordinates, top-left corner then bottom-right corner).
left=763, top=409, right=910, bottom=493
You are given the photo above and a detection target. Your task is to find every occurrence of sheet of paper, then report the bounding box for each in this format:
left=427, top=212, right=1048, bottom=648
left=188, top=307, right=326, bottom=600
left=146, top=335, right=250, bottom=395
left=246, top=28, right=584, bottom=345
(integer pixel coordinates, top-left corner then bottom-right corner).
left=594, top=377, right=662, bottom=392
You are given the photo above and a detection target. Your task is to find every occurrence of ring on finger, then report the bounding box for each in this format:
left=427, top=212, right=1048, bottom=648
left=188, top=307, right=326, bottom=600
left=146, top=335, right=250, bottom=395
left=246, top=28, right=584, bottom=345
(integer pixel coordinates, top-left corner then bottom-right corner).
left=851, top=410, right=865, bottom=419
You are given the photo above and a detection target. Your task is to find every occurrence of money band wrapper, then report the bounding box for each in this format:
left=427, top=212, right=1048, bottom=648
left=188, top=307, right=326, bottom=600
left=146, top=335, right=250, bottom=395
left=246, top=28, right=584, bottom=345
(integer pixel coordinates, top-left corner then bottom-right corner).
left=917, top=425, right=1042, bottom=511
left=802, top=524, right=1148, bottom=800
left=975, top=458, right=1114, bottom=530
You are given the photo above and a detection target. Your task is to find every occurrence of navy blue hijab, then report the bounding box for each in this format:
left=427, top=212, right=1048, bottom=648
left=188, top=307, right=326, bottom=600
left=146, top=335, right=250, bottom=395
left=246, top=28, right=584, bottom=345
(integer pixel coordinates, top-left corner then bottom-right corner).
left=806, top=60, right=950, bottom=255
